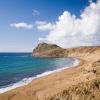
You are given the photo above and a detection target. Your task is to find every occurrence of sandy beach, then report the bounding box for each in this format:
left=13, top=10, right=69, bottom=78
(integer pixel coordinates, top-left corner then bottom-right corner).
left=0, top=46, right=100, bottom=100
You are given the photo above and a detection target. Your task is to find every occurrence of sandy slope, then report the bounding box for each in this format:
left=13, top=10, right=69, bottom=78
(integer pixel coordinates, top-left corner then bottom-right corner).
left=0, top=46, right=100, bottom=100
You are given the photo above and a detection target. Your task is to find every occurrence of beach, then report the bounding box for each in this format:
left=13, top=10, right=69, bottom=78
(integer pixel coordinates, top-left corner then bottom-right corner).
left=0, top=59, right=82, bottom=100
left=0, top=46, right=100, bottom=100
left=0, top=54, right=77, bottom=93
left=1, top=0, right=100, bottom=99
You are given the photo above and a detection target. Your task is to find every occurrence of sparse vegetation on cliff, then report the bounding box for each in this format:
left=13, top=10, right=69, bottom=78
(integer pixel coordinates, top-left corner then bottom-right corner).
left=33, top=43, right=66, bottom=57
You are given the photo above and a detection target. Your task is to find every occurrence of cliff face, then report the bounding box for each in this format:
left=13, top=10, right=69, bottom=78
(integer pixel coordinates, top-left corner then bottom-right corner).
left=33, top=43, right=66, bottom=57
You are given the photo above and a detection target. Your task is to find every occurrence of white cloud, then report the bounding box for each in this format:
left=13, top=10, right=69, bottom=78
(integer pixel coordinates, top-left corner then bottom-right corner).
left=10, top=22, right=33, bottom=29
left=37, top=1, right=100, bottom=48
left=32, top=10, right=40, bottom=16
left=35, top=21, right=55, bottom=31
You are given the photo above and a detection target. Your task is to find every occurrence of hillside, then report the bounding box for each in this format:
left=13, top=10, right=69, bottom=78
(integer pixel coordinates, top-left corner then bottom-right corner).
left=33, top=43, right=66, bottom=57
left=33, top=43, right=100, bottom=58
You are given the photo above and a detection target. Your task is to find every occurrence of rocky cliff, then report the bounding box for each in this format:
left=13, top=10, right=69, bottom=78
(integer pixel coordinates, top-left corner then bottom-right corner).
left=33, top=43, right=66, bottom=57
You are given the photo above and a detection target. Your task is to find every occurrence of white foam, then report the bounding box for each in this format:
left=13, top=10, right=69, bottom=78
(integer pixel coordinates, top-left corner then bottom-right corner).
left=0, top=59, right=80, bottom=94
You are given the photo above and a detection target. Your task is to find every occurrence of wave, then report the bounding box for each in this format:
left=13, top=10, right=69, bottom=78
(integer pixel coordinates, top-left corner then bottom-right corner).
left=0, top=59, right=80, bottom=94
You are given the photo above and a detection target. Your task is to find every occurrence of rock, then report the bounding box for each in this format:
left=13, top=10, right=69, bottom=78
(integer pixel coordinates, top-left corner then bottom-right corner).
left=33, top=43, right=66, bottom=57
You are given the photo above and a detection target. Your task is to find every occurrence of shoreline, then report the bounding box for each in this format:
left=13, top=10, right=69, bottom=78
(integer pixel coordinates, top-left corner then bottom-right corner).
left=0, top=57, right=85, bottom=100
left=0, top=58, right=80, bottom=94
left=0, top=46, right=100, bottom=100
left=0, top=59, right=95, bottom=100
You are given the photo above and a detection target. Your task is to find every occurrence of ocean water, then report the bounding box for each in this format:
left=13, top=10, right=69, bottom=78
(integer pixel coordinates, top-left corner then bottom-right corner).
left=0, top=53, right=79, bottom=93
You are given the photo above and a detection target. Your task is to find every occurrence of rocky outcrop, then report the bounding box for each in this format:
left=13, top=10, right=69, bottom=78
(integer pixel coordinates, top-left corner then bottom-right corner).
left=33, top=43, right=66, bottom=57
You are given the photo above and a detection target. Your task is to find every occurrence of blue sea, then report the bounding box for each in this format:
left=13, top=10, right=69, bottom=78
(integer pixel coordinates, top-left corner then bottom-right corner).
left=0, top=53, right=78, bottom=93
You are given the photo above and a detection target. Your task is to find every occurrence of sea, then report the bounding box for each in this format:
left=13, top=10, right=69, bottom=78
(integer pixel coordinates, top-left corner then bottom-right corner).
left=0, top=53, right=79, bottom=93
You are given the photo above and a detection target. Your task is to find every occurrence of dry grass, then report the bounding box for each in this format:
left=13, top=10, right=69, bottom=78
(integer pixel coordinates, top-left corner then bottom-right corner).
left=48, top=60, right=100, bottom=100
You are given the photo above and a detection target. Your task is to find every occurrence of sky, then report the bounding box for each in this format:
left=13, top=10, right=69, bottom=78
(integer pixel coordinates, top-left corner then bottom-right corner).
left=0, top=0, right=99, bottom=52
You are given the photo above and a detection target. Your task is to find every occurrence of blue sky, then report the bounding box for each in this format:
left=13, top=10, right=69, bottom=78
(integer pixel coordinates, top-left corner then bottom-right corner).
left=0, top=0, right=97, bottom=52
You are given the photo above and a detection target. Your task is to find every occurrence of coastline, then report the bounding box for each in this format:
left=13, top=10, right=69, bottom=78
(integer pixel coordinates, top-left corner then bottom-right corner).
left=0, top=46, right=100, bottom=100
left=0, top=58, right=80, bottom=94
left=0, top=58, right=84, bottom=100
